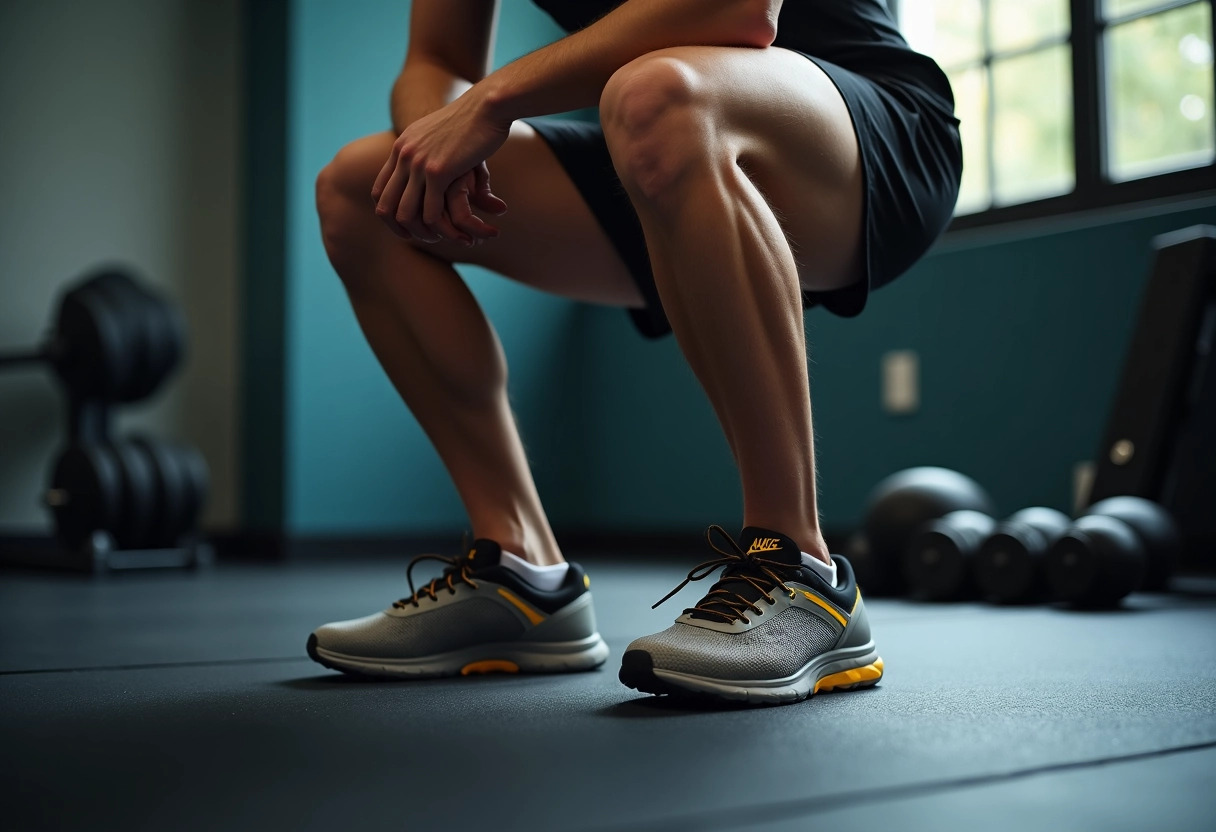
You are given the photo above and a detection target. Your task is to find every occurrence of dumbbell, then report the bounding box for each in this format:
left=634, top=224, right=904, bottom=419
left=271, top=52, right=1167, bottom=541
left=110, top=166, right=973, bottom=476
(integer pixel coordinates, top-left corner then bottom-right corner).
left=86, top=271, right=185, bottom=403
left=131, top=436, right=209, bottom=548
left=848, top=467, right=995, bottom=596
left=903, top=510, right=996, bottom=601
left=1045, top=497, right=1180, bottom=608
left=47, top=436, right=208, bottom=550
left=0, top=267, right=184, bottom=403
left=973, top=507, right=1073, bottom=604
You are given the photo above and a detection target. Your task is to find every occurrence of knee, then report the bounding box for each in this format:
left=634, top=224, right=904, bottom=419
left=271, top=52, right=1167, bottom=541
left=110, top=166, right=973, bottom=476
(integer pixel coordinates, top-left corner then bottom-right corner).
left=600, top=54, right=715, bottom=203
left=315, top=139, right=380, bottom=282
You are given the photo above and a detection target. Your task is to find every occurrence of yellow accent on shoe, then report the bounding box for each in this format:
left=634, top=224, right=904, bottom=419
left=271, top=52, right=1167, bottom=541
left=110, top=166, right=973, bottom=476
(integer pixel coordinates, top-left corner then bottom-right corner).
left=852, top=585, right=861, bottom=614
left=799, top=589, right=849, bottom=627
left=460, top=660, right=519, bottom=675
left=497, top=588, right=545, bottom=625
left=583, top=574, right=591, bottom=589
left=814, top=657, right=884, bottom=693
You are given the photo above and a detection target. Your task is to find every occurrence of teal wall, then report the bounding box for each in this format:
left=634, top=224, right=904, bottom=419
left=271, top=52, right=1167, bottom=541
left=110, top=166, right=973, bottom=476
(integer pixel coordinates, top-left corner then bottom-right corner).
left=284, top=0, right=580, bottom=534
left=576, top=199, right=1216, bottom=531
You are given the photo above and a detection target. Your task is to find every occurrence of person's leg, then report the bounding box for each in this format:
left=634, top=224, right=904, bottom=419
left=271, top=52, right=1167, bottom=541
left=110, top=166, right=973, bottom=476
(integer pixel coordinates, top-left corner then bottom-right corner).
left=315, top=123, right=643, bottom=565
left=600, top=46, right=865, bottom=563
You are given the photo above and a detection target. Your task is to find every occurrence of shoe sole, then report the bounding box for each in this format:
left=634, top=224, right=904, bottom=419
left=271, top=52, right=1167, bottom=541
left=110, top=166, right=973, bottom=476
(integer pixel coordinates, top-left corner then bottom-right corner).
left=307, top=633, right=610, bottom=679
left=618, top=643, right=883, bottom=705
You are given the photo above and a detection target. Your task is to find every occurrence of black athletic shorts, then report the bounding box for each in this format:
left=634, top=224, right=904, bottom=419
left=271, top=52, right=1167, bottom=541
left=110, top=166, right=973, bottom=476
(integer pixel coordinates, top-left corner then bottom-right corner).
left=526, top=53, right=963, bottom=338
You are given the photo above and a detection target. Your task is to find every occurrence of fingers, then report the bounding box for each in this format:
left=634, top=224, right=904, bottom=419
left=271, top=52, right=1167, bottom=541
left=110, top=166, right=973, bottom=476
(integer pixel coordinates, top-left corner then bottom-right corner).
left=471, top=163, right=508, bottom=216
left=396, top=171, right=439, bottom=242
left=421, top=169, right=462, bottom=243
left=447, top=172, right=499, bottom=242
left=373, top=141, right=441, bottom=242
left=372, top=148, right=500, bottom=244
left=370, top=149, right=395, bottom=204
left=373, top=151, right=414, bottom=240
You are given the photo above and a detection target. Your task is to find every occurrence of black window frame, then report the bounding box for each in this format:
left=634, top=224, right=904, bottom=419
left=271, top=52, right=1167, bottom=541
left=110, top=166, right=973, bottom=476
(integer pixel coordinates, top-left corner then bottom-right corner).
left=895, top=0, right=1216, bottom=231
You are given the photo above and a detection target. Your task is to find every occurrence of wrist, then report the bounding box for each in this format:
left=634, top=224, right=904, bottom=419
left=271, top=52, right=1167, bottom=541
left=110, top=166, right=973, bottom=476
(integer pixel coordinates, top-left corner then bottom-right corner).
left=475, top=73, right=520, bottom=126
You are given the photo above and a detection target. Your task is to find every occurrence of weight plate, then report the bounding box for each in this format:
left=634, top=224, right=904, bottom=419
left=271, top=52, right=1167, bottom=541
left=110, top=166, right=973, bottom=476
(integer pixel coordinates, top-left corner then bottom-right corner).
left=87, top=271, right=155, bottom=403
left=138, top=289, right=185, bottom=400
left=131, top=436, right=188, bottom=548
left=54, top=287, right=129, bottom=400
left=110, top=440, right=157, bottom=550
left=49, top=444, right=122, bottom=550
left=171, top=441, right=209, bottom=536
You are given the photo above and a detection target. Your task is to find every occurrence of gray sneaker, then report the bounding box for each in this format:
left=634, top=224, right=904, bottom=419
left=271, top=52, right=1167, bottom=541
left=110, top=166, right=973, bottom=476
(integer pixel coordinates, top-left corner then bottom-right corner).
left=619, top=526, right=883, bottom=704
left=307, top=539, right=609, bottom=678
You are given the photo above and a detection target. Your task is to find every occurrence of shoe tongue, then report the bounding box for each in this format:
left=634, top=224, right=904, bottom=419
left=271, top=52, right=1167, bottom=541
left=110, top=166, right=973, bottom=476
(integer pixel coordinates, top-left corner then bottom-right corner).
left=686, top=527, right=802, bottom=623
left=464, top=538, right=502, bottom=571
left=738, top=527, right=803, bottom=566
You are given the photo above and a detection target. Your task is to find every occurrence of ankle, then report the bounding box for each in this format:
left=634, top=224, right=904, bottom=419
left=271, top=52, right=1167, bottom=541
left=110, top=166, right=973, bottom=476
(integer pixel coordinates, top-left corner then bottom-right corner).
left=473, top=517, right=565, bottom=566
left=799, top=534, right=832, bottom=565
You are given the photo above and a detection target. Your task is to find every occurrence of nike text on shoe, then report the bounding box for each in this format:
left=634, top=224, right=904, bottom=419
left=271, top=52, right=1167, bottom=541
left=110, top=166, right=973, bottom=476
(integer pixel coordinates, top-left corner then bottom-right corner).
left=619, top=525, right=883, bottom=705
left=307, top=539, right=610, bottom=678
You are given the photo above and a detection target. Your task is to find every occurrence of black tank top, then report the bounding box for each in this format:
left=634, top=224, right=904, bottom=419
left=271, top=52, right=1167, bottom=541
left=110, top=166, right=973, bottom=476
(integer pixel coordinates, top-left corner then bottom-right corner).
left=530, top=0, right=953, bottom=110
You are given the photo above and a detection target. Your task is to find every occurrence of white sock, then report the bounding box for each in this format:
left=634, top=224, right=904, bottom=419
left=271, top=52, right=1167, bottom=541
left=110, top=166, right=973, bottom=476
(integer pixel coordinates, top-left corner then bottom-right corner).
left=499, top=549, right=569, bottom=592
left=800, top=552, right=839, bottom=587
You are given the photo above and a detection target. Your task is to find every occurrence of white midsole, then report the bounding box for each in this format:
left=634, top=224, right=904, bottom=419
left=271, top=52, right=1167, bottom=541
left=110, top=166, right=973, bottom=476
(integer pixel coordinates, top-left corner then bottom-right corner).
left=651, top=642, right=880, bottom=701
left=315, top=634, right=610, bottom=677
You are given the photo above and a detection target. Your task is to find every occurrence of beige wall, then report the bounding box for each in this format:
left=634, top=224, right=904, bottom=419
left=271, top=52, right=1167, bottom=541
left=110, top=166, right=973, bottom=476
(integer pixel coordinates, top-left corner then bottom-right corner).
left=0, top=0, right=243, bottom=531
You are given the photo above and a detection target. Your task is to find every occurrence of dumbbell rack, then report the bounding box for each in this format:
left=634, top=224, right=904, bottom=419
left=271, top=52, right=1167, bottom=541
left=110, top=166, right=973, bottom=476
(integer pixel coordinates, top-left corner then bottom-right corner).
left=0, top=267, right=212, bottom=573
left=1, top=394, right=213, bottom=575
left=1, top=530, right=214, bottom=574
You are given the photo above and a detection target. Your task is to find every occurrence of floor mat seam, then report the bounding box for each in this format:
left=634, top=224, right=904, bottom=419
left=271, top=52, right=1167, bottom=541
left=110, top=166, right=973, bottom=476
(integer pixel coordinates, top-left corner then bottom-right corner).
left=577, top=738, right=1216, bottom=832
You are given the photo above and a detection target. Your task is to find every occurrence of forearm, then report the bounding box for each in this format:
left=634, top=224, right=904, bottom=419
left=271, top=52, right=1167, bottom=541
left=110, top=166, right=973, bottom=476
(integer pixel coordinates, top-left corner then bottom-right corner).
left=479, top=0, right=778, bottom=121
left=391, top=58, right=475, bottom=134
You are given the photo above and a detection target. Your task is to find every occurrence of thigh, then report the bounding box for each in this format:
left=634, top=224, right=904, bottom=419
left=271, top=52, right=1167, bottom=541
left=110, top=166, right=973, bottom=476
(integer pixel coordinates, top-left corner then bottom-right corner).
left=638, top=46, right=865, bottom=293
left=332, top=124, right=644, bottom=308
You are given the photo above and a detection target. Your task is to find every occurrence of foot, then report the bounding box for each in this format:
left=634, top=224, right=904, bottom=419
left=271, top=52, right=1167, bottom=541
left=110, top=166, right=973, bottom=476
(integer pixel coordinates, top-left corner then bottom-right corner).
left=619, top=526, right=882, bottom=705
left=307, top=539, right=609, bottom=678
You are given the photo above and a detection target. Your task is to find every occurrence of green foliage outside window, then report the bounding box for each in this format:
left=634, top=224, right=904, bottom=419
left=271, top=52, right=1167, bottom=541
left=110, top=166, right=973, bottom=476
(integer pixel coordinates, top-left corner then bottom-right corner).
left=901, top=0, right=1215, bottom=216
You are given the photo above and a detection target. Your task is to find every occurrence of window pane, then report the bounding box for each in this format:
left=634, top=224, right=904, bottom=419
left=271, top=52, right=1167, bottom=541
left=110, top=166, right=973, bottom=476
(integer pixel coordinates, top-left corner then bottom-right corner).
left=990, top=0, right=1070, bottom=54
left=1104, top=0, right=1173, bottom=20
left=949, top=66, right=991, bottom=214
left=899, top=0, right=985, bottom=69
left=992, top=46, right=1075, bottom=204
left=1106, top=4, right=1216, bottom=181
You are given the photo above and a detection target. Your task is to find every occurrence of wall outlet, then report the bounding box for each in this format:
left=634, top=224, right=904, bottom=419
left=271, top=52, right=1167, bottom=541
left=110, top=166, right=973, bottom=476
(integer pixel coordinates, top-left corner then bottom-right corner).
left=882, top=350, right=919, bottom=414
left=1073, top=460, right=1095, bottom=515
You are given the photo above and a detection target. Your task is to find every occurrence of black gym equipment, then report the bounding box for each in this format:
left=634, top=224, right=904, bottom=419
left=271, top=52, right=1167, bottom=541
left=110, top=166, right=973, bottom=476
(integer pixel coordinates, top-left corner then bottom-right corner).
left=1045, top=496, right=1180, bottom=608
left=1, top=267, right=184, bottom=402
left=903, top=509, right=996, bottom=602
left=1046, top=515, right=1146, bottom=608
left=1088, top=226, right=1215, bottom=571
left=1084, top=497, right=1180, bottom=591
left=0, top=266, right=209, bottom=572
left=849, top=467, right=995, bottom=595
left=973, top=507, right=1073, bottom=605
left=47, top=444, right=123, bottom=552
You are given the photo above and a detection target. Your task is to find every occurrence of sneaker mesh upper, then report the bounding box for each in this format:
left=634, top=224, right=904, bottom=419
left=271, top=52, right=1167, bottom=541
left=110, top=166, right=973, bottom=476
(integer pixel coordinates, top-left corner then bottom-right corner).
left=630, top=607, right=839, bottom=680
left=315, top=597, right=524, bottom=659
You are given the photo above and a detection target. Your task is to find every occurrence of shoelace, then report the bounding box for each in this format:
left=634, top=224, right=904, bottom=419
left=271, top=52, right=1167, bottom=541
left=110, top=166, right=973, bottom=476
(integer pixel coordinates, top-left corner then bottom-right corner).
left=651, top=525, right=801, bottom=624
left=393, top=545, right=480, bottom=609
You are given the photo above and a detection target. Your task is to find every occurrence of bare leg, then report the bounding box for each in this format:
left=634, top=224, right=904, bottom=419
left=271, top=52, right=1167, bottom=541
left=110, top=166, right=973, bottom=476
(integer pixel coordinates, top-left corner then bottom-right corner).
left=602, top=48, right=865, bottom=563
left=316, top=126, right=642, bottom=564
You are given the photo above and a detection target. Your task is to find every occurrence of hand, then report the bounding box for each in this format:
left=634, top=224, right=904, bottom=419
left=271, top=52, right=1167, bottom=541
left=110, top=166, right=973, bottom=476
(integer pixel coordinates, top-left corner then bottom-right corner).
left=371, top=90, right=510, bottom=245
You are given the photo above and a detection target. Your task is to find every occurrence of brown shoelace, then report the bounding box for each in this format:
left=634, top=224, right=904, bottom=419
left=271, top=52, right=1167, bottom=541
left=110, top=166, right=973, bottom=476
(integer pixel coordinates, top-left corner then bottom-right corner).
left=393, top=546, right=480, bottom=609
left=652, top=525, right=800, bottom=624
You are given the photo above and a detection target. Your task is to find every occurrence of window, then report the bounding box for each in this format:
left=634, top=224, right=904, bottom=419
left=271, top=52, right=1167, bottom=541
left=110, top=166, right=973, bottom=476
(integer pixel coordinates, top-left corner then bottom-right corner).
left=1105, top=0, right=1215, bottom=181
left=898, top=0, right=1216, bottom=225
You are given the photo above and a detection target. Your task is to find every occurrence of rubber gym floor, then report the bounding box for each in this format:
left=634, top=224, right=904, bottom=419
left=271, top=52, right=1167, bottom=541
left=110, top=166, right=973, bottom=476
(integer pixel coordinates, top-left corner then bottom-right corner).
left=2, top=550, right=1214, bottom=832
